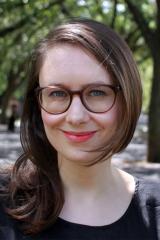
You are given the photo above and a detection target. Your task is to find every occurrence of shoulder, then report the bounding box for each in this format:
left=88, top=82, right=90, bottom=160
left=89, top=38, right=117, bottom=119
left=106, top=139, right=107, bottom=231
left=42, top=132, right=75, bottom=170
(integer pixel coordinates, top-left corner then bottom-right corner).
left=0, top=172, right=11, bottom=225
left=0, top=169, right=11, bottom=208
left=0, top=170, right=22, bottom=239
left=0, top=169, right=11, bottom=193
left=134, top=178, right=160, bottom=237
left=136, top=177, right=160, bottom=206
left=0, top=171, right=10, bottom=187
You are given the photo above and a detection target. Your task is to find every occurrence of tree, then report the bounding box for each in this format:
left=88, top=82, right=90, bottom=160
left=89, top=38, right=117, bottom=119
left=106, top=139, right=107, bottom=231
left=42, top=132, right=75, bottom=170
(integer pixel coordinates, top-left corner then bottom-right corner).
left=81, top=0, right=160, bottom=163
left=0, top=0, right=159, bottom=163
left=0, top=0, right=71, bottom=123
left=123, top=0, right=160, bottom=162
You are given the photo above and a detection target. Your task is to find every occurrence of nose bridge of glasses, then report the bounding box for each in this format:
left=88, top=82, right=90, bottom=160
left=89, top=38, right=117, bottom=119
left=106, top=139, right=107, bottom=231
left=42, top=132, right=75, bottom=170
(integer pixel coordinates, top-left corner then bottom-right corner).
left=69, top=89, right=82, bottom=97
left=67, top=89, right=87, bottom=112
left=65, top=89, right=90, bottom=116
left=69, top=89, right=83, bottom=103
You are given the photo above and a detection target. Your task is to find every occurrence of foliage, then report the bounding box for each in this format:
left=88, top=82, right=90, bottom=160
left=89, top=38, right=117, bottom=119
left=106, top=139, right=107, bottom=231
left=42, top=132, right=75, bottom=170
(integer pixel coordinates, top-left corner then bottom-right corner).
left=0, top=0, right=159, bottom=162
left=0, top=0, right=154, bottom=110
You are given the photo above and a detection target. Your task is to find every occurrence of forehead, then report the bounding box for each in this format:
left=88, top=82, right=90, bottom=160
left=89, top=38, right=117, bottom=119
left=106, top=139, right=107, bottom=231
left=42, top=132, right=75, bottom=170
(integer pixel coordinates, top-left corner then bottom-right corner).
left=39, top=44, right=112, bottom=87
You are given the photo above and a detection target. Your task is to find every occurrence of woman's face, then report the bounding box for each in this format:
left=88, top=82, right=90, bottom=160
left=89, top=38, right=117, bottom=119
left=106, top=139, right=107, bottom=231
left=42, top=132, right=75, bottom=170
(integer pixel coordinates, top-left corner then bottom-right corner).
left=39, top=44, right=121, bottom=165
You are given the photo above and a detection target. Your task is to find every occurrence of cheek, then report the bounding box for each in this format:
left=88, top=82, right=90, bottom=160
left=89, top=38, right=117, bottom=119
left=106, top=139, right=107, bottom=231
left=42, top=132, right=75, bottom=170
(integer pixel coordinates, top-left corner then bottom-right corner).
left=41, top=110, right=62, bottom=149
left=92, top=106, right=119, bottom=130
left=41, top=110, right=64, bottom=127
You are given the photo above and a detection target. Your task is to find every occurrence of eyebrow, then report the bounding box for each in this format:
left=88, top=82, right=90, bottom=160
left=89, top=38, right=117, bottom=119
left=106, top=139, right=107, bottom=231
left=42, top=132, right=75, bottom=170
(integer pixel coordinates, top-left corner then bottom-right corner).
left=45, top=81, right=109, bottom=89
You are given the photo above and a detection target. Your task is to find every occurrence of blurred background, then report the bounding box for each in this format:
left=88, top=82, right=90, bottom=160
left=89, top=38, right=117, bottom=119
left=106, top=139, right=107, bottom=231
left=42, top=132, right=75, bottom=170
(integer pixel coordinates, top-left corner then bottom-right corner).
left=0, top=0, right=160, bottom=180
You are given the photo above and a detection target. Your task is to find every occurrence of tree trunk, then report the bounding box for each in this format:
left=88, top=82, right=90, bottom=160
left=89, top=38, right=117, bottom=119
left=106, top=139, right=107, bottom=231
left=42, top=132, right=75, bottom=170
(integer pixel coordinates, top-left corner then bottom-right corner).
left=148, top=51, right=160, bottom=162
left=124, top=0, right=160, bottom=163
left=0, top=86, right=15, bottom=124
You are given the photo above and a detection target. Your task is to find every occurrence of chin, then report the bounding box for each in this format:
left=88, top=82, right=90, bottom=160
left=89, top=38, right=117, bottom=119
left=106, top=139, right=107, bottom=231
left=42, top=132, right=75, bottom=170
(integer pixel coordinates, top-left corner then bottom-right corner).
left=58, top=149, right=102, bottom=166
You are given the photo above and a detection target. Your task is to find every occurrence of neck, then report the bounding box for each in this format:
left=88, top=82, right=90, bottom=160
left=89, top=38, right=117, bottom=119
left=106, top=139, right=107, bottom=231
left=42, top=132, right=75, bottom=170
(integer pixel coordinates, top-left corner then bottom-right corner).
left=58, top=155, right=135, bottom=225
left=58, top=155, right=120, bottom=196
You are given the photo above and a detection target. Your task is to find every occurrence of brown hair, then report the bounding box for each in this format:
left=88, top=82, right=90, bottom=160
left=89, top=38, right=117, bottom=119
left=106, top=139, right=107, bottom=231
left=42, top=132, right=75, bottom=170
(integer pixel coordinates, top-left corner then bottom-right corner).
left=4, top=18, right=142, bottom=234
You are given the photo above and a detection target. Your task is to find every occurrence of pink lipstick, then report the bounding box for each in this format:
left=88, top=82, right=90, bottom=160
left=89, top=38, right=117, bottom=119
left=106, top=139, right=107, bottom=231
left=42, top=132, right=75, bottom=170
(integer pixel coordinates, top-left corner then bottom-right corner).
left=62, top=131, right=96, bottom=142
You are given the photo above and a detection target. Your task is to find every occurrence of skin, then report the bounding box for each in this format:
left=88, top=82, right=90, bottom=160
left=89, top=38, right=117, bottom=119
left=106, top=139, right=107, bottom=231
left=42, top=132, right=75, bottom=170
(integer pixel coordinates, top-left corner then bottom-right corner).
left=39, top=44, right=135, bottom=226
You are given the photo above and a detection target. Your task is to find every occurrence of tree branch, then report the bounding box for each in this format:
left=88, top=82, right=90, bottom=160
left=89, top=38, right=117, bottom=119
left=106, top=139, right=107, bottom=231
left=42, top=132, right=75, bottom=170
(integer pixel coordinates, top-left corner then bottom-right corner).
left=0, top=17, right=28, bottom=37
left=95, top=0, right=106, bottom=19
left=156, top=0, right=160, bottom=38
left=0, top=1, right=26, bottom=13
left=156, top=0, right=160, bottom=14
left=0, top=0, right=62, bottom=37
left=125, top=27, right=142, bottom=51
left=59, top=2, right=72, bottom=17
left=124, top=0, right=154, bottom=51
left=111, top=0, right=118, bottom=28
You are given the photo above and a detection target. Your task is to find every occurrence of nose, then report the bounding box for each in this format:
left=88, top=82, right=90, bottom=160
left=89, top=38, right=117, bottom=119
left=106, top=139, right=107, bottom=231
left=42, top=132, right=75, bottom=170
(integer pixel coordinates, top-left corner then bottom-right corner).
left=65, top=95, right=90, bottom=125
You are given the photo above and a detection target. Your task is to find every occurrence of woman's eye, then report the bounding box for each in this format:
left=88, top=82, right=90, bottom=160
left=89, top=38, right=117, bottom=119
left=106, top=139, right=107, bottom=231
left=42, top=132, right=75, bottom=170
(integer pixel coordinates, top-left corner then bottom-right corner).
left=89, top=90, right=106, bottom=96
left=49, top=90, right=67, bottom=97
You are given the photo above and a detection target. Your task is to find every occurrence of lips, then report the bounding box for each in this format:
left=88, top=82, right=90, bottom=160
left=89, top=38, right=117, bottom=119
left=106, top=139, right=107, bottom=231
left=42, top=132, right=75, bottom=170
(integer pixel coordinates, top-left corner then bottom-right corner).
left=62, top=130, right=97, bottom=142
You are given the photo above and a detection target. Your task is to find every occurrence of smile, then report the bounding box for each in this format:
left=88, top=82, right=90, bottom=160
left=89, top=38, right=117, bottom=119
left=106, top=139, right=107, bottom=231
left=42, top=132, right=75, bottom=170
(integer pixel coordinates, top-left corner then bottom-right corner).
left=62, top=130, right=97, bottom=142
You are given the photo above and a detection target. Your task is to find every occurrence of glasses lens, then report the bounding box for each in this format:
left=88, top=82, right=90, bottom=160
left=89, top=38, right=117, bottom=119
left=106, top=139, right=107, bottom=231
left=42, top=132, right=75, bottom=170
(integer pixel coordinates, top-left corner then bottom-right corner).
left=39, top=87, right=70, bottom=114
left=83, top=85, right=116, bottom=113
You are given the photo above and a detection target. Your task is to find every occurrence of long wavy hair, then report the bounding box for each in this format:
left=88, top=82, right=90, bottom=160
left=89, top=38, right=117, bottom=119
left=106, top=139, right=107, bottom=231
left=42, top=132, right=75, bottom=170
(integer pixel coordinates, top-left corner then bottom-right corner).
left=4, top=18, right=142, bottom=234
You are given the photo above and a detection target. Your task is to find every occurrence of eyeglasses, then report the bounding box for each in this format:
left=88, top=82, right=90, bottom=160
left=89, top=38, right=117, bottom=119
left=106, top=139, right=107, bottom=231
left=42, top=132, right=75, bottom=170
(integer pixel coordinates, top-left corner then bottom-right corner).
left=35, top=84, right=121, bottom=114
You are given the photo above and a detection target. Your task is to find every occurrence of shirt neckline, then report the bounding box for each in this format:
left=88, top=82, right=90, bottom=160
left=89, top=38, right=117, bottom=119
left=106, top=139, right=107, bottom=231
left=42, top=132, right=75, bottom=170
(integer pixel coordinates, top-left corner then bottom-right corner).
left=57, top=177, right=139, bottom=230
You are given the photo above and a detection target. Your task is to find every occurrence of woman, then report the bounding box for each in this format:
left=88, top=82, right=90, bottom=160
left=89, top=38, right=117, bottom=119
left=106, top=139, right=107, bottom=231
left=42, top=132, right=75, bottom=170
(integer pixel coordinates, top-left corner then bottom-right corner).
left=0, top=18, right=160, bottom=240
